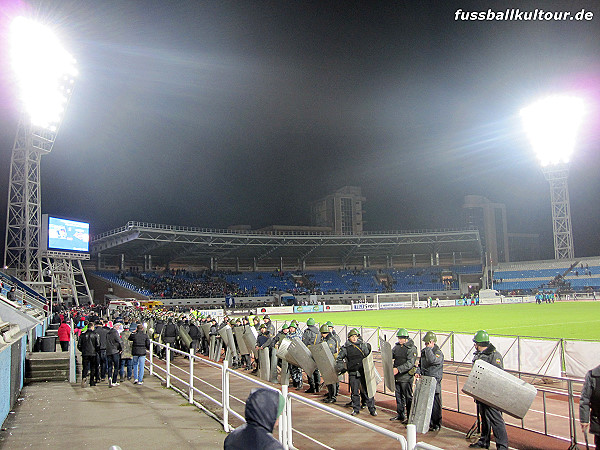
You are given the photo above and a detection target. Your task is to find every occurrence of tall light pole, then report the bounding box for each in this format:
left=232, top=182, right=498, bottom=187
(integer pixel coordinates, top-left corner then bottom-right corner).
left=521, top=95, right=585, bottom=260
left=4, top=17, right=77, bottom=283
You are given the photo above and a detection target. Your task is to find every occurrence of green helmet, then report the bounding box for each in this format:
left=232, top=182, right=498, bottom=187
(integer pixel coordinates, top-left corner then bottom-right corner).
left=348, top=328, right=359, bottom=337
left=259, top=324, right=267, bottom=330
left=397, top=328, right=409, bottom=338
left=326, top=321, right=334, bottom=327
left=423, top=331, right=437, bottom=342
left=473, top=330, right=489, bottom=344
left=263, top=314, right=270, bottom=320
left=307, top=318, right=315, bottom=326
left=319, top=324, right=329, bottom=333
left=289, top=320, right=298, bottom=328
left=282, top=323, right=289, bottom=330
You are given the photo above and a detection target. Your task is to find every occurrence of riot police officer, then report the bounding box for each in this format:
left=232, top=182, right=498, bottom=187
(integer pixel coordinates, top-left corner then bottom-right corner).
left=302, top=318, right=321, bottom=393
left=336, top=328, right=376, bottom=416
left=320, top=324, right=340, bottom=403
left=416, top=331, right=444, bottom=431
left=390, top=328, right=417, bottom=423
left=469, top=330, right=508, bottom=450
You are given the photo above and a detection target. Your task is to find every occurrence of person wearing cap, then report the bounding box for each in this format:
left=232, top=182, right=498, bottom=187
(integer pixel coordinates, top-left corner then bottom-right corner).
left=263, top=315, right=276, bottom=336
left=286, top=320, right=303, bottom=389
left=302, top=318, right=322, bottom=393
left=272, top=322, right=289, bottom=349
left=224, top=388, right=285, bottom=449
left=390, top=328, right=418, bottom=423
left=469, top=330, right=508, bottom=449
left=335, top=328, right=377, bottom=417
left=253, top=324, right=271, bottom=374
left=320, top=324, right=340, bottom=403
left=416, top=331, right=444, bottom=431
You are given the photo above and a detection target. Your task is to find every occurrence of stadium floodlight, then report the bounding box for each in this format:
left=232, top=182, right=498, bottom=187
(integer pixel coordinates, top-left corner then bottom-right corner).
left=520, top=95, right=585, bottom=167
left=520, top=95, right=585, bottom=260
left=10, top=16, right=77, bottom=131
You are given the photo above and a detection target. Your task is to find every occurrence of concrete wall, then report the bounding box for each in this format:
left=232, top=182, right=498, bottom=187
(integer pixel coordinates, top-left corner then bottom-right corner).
left=0, top=333, right=27, bottom=428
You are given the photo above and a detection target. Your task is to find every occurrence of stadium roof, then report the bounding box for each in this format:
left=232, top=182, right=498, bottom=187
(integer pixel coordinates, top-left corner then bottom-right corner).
left=90, top=222, right=482, bottom=270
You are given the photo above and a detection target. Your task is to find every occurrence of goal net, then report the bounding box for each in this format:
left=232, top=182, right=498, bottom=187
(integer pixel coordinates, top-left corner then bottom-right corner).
left=375, top=292, right=420, bottom=309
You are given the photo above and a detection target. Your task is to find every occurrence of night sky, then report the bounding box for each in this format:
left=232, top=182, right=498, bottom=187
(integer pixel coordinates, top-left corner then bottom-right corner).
left=1, top=0, right=599, bottom=260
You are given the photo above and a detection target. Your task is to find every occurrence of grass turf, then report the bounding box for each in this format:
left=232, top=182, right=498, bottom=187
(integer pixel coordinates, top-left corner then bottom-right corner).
left=275, top=301, right=600, bottom=340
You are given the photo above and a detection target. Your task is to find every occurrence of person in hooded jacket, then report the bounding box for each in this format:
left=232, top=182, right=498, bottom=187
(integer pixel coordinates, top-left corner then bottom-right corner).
left=224, top=388, right=284, bottom=450
left=580, top=363, right=600, bottom=448
left=78, top=321, right=100, bottom=387
left=390, top=328, right=418, bottom=423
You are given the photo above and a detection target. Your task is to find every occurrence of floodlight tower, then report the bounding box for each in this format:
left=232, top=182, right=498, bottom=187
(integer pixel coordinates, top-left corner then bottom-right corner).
left=521, top=95, right=585, bottom=260
left=4, top=17, right=77, bottom=284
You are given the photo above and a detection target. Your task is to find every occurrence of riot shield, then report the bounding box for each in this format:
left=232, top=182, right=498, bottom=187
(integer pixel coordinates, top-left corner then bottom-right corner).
left=362, top=351, right=379, bottom=399
left=234, top=326, right=250, bottom=355
left=287, top=338, right=317, bottom=375
left=178, top=326, right=193, bottom=350
left=201, top=323, right=212, bottom=339
left=280, top=359, right=290, bottom=386
left=208, top=335, right=216, bottom=360
left=310, top=342, right=338, bottom=385
left=242, top=326, right=259, bottom=359
left=269, top=347, right=279, bottom=383
left=212, top=337, right=222, bottom=362
left=219, top=325, right=238, bottom=358
left=258, top=347, right=271, bottom=381
left=379, top=337, right=395, bottom=392
left=462, top=359, right=537, bottom=419
left=276, top=338, right=299, bottom=366
left=409, top=376, right=437, bottom=434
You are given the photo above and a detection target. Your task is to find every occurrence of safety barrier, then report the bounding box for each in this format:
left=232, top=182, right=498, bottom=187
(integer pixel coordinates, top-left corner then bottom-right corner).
left=146, top=340, right=441, bottom=450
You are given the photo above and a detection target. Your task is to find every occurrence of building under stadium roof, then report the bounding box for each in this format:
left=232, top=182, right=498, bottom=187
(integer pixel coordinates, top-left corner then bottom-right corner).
left=89, top=221, right=483, bottom=272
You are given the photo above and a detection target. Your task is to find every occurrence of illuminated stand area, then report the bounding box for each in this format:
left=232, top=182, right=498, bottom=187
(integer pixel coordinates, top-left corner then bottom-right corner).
left=3, top=17, right=89, bottom=304
left=521, top=95, right=585, bottom=260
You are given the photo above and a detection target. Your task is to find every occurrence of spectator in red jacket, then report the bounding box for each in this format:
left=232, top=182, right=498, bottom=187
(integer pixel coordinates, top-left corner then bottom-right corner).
left=57, top=321, right=71, bottom=352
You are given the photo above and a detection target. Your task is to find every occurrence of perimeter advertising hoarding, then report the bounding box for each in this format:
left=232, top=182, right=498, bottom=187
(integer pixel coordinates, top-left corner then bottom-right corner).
left=293, top=304, right=324, bottom=313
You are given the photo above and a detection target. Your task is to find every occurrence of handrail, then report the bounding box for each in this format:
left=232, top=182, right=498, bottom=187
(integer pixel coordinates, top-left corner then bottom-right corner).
left=145, top=339, right=441, bottom=449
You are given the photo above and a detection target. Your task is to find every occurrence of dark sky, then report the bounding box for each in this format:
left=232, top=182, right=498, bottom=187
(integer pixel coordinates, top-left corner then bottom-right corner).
left=1, top=0, right=599, bottom=259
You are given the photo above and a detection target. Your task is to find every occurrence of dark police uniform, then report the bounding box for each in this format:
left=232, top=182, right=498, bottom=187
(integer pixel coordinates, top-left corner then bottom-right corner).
left=336, top=339, right=375, bottom=415
left=470, top=343, right=508, bottom=450
left=418, top=344, right=444, bottom=429
left=580, top=364, right=600, bottom=448
left=392, top=338, right=418, bottom=421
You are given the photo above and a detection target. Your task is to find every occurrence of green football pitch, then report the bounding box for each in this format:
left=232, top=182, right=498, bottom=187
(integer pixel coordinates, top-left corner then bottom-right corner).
left=275, top=301, right=600, bottom=340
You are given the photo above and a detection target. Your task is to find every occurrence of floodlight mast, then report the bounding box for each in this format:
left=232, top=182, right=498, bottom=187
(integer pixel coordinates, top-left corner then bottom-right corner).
left=521, top=95, right=584, bottom=260
left=3, top=17, right=77, bottom=284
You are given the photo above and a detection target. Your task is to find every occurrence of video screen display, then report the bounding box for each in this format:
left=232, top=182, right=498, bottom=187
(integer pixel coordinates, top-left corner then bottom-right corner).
left=47, top=217, right=90, bottom=252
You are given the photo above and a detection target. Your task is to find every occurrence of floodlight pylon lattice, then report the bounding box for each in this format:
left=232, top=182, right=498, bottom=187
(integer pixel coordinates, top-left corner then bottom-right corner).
left=543, top=165, right=574, bottom=260
left=4, top=17, right=77, bottom=287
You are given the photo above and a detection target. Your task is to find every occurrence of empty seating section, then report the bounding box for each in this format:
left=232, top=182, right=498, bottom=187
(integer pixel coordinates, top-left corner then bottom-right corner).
left=93, top=265, right=482, bottom=298
left=493, top=259, right=600, bottom=292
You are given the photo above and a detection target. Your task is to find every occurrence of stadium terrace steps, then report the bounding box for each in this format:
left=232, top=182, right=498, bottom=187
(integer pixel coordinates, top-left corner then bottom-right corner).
left=26, top=352, right=70, bottom=382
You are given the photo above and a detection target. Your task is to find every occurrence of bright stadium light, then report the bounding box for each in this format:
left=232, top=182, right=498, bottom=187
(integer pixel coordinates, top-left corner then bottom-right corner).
left=520, top=94, right=585, bottom=260
left=520, top=95, right=585, bottom=166
left=10, top=16, right=77, bottom=131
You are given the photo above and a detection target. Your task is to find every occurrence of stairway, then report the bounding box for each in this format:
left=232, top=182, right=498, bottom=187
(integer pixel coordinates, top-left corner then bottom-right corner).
left=26, top=351, right=70, bottom=382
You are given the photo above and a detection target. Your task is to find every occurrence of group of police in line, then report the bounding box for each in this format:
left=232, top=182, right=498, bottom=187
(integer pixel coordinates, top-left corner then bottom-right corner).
left=131, top=307, right=515, bottom=448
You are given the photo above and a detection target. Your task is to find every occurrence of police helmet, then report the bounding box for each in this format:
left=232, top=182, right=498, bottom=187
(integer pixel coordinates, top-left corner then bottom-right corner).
left=473, top=330, right=489, bottom=344
left=396, top=328, right=409, bottom=338
left=423, top=331, right=437, bottom=342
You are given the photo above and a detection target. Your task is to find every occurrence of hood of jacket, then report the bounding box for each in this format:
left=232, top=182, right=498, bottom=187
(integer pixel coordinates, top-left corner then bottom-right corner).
left=245, top=388, right=281, bottom=433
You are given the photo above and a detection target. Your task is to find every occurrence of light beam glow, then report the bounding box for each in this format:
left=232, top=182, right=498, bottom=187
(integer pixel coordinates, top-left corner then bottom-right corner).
left=520, top=95, right=585, bottom=166
left=10, top=16, right=77, bottom=131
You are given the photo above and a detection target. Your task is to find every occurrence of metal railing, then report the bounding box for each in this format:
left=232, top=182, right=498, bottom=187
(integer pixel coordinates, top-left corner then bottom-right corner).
left=146, top=340, right=441, bottom=450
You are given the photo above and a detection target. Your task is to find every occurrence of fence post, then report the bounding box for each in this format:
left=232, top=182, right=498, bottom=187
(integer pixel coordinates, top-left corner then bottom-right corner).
left=149, top=341, right=154, bottom=376
left=407, top=423, right=417, bottom=450
left=286, top=390, right=293, bottom=448
left=222, top=359, right=230, bottom=432
left=166, top=344, right=171, bottom=388
left=69, top=319, right=76, bottom=383
left=280, top=384, right=288, bottom=449
left=189, top=347, right=194, bottom=404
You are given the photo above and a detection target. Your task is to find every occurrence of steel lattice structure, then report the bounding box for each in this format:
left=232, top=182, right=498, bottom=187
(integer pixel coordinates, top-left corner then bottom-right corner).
left=3, top=115, right=57, bottom=282
left=542, top=165, right=574, bottom=260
